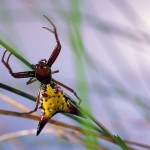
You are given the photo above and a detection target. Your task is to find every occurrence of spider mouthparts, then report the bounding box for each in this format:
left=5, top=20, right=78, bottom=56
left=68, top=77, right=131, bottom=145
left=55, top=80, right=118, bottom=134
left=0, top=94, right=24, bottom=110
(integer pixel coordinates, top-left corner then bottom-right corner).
left=36, top=115, right=49, bottom=136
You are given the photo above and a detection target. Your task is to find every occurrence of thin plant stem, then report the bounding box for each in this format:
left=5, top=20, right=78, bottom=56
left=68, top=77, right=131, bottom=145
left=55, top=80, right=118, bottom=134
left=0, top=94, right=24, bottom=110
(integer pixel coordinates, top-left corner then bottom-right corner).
left=0, top=109, right=145, bottom=150
left=0, top=39, right=32, bottom=69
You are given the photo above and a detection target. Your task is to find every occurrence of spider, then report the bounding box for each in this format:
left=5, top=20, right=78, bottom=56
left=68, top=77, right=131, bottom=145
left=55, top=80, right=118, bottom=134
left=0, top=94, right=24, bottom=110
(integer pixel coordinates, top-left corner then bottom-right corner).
left=2, top=15, right=81, bottom=104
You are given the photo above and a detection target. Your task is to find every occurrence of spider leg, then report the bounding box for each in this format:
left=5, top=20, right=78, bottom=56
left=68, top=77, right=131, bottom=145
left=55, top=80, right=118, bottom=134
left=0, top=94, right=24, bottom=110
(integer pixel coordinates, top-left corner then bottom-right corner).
left=43, top=15, right=61, bottom=67
left=20, top=85, right=42, bottom=114
left=52, top=78, right=82, bottom=104
left=26, top=77, right=37, bottom=85
left=2, top=50, right=35, bottom=78
left=52, top=70, right=59, bottom=74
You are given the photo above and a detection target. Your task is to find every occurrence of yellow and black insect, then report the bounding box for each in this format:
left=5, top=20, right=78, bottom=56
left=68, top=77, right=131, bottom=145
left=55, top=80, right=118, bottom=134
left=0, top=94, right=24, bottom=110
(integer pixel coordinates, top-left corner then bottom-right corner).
left=2, top=15, right=82, bottom=136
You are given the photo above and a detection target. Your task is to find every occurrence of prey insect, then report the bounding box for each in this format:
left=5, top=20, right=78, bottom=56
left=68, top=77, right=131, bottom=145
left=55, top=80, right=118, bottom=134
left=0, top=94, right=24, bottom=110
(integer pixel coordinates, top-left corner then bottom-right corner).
left=2, top=15, right=82, bottom=136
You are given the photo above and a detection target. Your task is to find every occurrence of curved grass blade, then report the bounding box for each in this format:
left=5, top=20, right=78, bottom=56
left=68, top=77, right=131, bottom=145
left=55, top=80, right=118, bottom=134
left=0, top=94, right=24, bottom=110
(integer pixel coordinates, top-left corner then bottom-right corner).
left=0, top=83, right=36, bottom=102
left=0, top=39, right=32, bottom=69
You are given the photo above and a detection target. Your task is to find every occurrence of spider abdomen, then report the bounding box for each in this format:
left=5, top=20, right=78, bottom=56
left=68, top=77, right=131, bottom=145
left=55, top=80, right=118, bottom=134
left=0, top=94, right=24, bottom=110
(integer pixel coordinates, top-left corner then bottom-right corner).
left=39, top=84, right=70, bottom=117
left=37, top=83, right=79, bottom=135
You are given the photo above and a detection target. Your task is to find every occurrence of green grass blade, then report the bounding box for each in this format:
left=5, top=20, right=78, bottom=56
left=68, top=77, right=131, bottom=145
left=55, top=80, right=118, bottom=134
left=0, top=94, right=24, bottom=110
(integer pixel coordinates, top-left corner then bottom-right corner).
left=0, top=83, right=36, bottom=102
left=68, top=1, right=100, bottom=149
left=0, top=39, right=32, bottom=69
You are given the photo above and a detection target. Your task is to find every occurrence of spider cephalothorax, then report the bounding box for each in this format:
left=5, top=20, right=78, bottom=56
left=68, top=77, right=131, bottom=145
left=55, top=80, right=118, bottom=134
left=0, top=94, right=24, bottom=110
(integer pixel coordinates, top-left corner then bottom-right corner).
left=34, top=59, right=52, bottom=84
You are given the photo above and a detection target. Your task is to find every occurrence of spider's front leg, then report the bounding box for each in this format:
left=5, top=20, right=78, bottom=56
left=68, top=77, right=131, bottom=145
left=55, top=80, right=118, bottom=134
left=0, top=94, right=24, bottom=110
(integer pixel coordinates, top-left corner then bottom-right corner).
left=2, top=50, right=35, bottom=78
left=22, top=85, right=42, bottom=114
left=13, top=84, right=42, bottom=115
left=43, top=15, right=61, bottom=67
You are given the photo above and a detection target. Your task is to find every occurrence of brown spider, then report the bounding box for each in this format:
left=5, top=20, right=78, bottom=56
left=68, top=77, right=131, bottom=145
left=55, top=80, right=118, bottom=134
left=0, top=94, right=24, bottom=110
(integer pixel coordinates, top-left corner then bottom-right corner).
left=2, top=15, right=81, bottom=111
